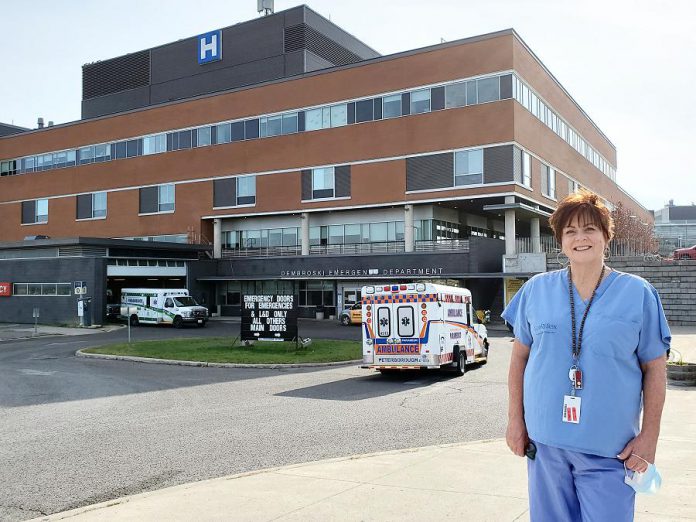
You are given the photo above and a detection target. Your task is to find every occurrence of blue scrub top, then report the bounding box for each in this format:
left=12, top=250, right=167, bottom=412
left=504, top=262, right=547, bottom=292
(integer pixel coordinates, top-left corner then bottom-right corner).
left=502, top=269, right=671, bottom=458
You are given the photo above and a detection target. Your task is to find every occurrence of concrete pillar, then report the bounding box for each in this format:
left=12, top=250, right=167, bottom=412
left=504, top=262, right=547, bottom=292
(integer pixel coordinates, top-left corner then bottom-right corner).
left=505, top=209, right=516, bottom=256
left=301, top=212, right=310, bottom=256
left=404, top=204, right=414, bottom=252
left=531, top=217, right=541, bottom=253
left=213, top=218, right=222, bottom=259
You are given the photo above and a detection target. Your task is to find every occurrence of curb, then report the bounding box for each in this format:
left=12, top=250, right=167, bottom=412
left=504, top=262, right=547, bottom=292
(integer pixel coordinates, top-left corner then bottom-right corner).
left=75, top=349, right=362, bottom=369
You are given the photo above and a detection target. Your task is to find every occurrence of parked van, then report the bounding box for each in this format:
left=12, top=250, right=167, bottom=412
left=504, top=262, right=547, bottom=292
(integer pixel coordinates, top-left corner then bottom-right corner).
left=120, top=288, right=208, bottom=328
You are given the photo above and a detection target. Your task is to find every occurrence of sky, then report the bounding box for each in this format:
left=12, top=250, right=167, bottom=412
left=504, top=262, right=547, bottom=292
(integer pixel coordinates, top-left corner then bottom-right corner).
left=1, top=0, right=694, bottom=212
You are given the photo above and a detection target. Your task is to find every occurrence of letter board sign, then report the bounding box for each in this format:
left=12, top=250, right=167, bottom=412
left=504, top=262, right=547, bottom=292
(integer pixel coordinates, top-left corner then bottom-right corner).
left=241, top=294, right=298, bottom=342
left=198, top=30, right=222, bottom=65
left=0, top=282, right=11, bottom=296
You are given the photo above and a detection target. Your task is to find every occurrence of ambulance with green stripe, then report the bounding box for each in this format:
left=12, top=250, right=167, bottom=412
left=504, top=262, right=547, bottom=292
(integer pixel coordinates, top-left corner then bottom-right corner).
left=120, top=288, right=208, bottom=328
left=360, top=283, right=488, bottom=374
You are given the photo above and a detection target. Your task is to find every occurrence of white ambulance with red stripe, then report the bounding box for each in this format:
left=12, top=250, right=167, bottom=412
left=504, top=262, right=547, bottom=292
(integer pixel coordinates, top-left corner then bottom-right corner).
left=360, top=283, right=488, bottom=375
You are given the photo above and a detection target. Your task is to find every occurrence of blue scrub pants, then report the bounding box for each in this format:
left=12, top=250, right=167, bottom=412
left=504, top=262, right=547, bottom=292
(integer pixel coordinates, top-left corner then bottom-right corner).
left=527, top=441, right=635, bottom=522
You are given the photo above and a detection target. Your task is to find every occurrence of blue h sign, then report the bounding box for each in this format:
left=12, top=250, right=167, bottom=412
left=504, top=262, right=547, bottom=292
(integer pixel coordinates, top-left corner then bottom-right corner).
left=198, top=30, right=222, bottom=65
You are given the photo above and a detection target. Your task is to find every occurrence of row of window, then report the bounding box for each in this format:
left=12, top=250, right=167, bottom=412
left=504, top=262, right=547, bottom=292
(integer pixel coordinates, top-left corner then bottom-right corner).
left=512, top=75, right=615, bottom=181
left=13, top=283, right=72, bottom=296
left=223, top=218, right=503, bottom=249
left=0, top=72, right=513, bottom=177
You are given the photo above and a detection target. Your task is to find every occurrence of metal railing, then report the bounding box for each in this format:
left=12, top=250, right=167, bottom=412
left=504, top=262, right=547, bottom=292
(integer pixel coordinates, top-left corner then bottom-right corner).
left=515, top=237, right=661, bottom=257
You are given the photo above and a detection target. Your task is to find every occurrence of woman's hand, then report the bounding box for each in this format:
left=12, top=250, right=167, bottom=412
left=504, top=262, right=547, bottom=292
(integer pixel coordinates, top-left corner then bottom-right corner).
left=617, top=432, right=658, bottom=472
left=506, top=416, right=529, bottom=457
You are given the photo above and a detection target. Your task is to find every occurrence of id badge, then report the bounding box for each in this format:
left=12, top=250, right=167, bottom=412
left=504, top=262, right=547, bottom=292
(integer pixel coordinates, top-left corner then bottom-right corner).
left=562, top=395, right=581, bottom=424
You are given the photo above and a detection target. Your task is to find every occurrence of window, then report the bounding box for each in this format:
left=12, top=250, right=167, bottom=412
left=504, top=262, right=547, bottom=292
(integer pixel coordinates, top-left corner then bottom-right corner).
left=477, top=77, right=500, bottom=103
left=196, top=127, right=212, bottom=147
left=77, top=192, right=107, bottom=219
left=312, top=167, right=335, bottom=199
left=94, top=144, right=111, bottom=162
left=236, top=176, right=256, bottom=205
left=355, top=99, right=374, bottom=123
left=158, top=184, right=175, bottom=212
left=13, top=283, right=71, bottom=296
left=382, top=94, right=401, bottom=118
left=522, top=151, right=532, bottom=187
left=305, top=105, right=348, bottom=131
left=143, top=134, right=166, bottom=155
left=410, top=89, right=431, bottom=114
left=21, top=199, right=48, bottom=224
left=454, top=149, right=483, bottom=185
left=445, top=82, right=467, bottom=108
left=376, top=307, right=391, bottom=337
left=397, top=306, right=415, bottom=338
left=282, top=113, right=298, bottom=134
left=543, top=165, right=556, bottom=199
left=216, top=123, right=232, bottom=144
left=260, top=115, right=282, bottom=137
left=466, top=80, right=478, bottom=105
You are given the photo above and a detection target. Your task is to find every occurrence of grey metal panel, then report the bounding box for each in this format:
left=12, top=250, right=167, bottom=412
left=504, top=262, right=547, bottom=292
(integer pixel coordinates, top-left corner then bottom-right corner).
left=284, top=50, right=307, bottom=76
left=335, top=166, right=351, bottom=197
left=513, top=146, right=522, bottom=183
left=301, top=170, right=312, bottom=200
left=670, top=207, right=696, bottom=221
left=540, top=163, right=549, bottom=195
left=483, top=145, right=515, bottom=183
left=21, top=201, right=35, bottom=224
left=139, top=187, right=158, bottom=214
left=406, top=153, right=454, bottom=191
left=302, top=7, right=380, bottom=59
left=401, top=93, right=411, bottom=116
left=81, top=86, right=152, bottom=120
left=214, top=178, right=236, bottom=208
left=150, top=56, right=287, bottom=105
left=76, top=194, right=92, bottom=220
left=303, top=49, right=335, bottom=72
left=500, top=74, right=513, bottom=99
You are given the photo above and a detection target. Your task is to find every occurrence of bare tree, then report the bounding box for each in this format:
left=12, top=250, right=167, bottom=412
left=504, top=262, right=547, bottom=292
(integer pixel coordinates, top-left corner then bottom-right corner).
left=610, top=201, right=658, bottom=255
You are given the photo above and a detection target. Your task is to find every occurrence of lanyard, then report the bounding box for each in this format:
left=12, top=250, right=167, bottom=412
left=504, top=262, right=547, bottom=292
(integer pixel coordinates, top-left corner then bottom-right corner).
left=568, top=265, right=606, bottom=360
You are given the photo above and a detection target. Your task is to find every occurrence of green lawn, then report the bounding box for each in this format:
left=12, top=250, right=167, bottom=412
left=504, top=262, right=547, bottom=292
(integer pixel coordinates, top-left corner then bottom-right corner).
left=83, top=337, right=362, bottom=364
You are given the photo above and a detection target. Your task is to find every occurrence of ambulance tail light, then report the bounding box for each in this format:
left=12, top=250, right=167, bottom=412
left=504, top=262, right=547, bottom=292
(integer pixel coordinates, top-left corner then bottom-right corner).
left=399, top=285, right=407, bottom=291
left=416, top=283, right=426, bottom=292
left=383, top=286, right=390, bottom=291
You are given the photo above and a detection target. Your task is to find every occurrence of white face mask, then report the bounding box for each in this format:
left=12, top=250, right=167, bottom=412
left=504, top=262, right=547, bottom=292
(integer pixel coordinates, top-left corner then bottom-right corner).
left=624, top=462, right=662, bottom=494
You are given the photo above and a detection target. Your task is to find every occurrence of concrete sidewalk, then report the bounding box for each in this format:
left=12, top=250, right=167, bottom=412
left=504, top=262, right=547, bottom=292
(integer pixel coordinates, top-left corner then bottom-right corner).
left=32, top=330, right=696, bottom=522
left=0, top=323, right=122, bottom=342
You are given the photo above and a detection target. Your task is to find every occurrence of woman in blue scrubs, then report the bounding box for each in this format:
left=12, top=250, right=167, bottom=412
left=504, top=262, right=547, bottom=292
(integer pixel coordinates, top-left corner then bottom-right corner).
left=502, top=191, right=670, bottom=521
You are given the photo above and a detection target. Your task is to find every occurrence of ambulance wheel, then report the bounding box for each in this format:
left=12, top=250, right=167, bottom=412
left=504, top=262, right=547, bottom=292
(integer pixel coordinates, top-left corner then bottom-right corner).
left=480, top=340, right=489, bottom=365
left=453, top=347, right=466, bottom=376
left=173, top=316, right=183, bottom=329
left=129, top=315, right=139, bottom=327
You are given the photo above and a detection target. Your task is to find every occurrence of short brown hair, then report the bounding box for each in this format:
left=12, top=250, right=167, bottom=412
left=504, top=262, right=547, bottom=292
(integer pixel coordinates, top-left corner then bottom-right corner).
left=549, top=190, right=614, bottom=243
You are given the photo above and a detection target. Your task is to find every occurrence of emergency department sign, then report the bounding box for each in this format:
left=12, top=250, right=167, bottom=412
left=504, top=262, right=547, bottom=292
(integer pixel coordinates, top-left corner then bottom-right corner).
left=241, top=295, right=298, bottom=342
left=198, top=30, right=222, bottom=65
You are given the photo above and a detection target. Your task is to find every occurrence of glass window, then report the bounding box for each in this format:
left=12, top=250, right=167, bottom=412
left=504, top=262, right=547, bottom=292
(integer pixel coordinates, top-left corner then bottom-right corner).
left=282, top=113, right=298, bottom=134
left=410, top=89, right=431, bottom=114
left=477, top=77, right=500, bottom=103
left=216, top=123, right=232, bottom=144
left=305, top=108, right=323, bottom=131
left=397, top=306, right=415, bottom=338
left=344, top=224, right=361, bottom=244
left=94, top=143, right=111, bottom=161
left=42, top=283, right=57, bottom=296
left=328, top=225, right=344, bottom=244
left=377, top=307, right=391, bottom=337
left=36, top=199, right=48, bottom=222
left=312, top=167, right=335, bottom=199
left=28, top=283, right=42, bottom=296
left=370, top=222, right=388, bottom=242
left=143, top=134, right=166, bottom=155
left=268, top=229, right=282, bottom=247
left=395, top=221, right=404, bottom=241
left=282, top=227, right=298, bottom=247
left=382, top=94, right=401, bottom=118
left=548, top=167, right=556, bottom=198
left=522, top=151, right=532, bottom=187
left=93, top=192, right=107, bottom=218
left=466, top=81, right=478, bottom=105
left=330, top=104, right=347, bottom=127
left=158, top=184, right=175, bottom=212
left=309, top=226, right=321, bottom=246
left=13, top=283, right=28, bottom=295
left=455, top=149, right=484, bottom=186
left=260, top=115, right=282, bottom=137
left=79, top=146, right=94, bottom=165
left=355, top=99, right=374, bottom=123
left=57, top=284, right=71, bottom=296
left=445, top=82, right=467, bottom=108
left=236, top=176, right=256, bottom=205
left=197, top=127, right=212, bottom=147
